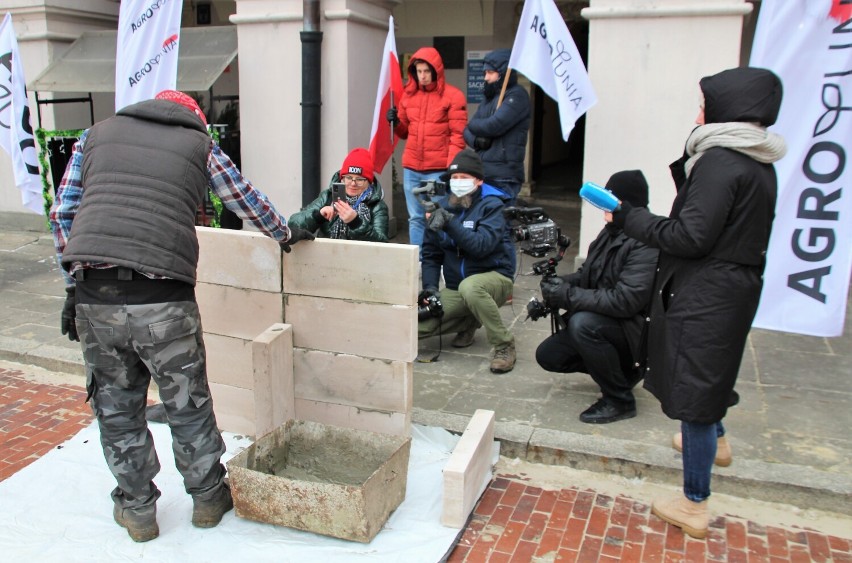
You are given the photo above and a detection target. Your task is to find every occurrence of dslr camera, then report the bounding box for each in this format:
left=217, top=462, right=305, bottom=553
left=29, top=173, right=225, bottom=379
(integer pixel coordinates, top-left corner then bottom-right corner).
left=503, top=206, right=561, bottom=257
left=418, top=293, right=444, bottom=321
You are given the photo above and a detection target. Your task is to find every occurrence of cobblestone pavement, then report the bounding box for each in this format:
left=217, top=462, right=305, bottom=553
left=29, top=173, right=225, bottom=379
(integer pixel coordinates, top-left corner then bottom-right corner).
left=2, top=362, right=850, bottom=562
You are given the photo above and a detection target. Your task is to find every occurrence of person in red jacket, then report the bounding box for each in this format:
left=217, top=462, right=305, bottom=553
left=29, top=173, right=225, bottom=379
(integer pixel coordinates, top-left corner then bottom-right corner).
left=387, top=46, right=467, bottom=251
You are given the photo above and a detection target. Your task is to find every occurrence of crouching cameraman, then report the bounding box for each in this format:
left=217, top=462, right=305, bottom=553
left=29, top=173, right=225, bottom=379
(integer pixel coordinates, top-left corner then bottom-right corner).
left=535, top=171, right=658, bottom=423
left=418, top=149, right=517, bottom=373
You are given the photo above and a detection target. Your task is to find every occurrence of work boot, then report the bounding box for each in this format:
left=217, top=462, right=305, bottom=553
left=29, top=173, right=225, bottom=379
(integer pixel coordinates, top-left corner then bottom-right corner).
left=113, top=503, right=159, bottom=542
left=192, top=481, right=234, bottom=528
left=490, top=341, right=516, bottom=373
left=672, top=433, right=733, bottom=467
left=451, top=326, right=477, bottom=348
left=651, top=495, right=709, bottom=539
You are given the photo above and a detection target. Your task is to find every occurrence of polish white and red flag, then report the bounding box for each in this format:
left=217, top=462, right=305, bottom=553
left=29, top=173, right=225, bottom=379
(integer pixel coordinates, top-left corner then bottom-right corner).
left=368, top=15, right=403, bottom=174
left=115, top=0, right=183, bottom=111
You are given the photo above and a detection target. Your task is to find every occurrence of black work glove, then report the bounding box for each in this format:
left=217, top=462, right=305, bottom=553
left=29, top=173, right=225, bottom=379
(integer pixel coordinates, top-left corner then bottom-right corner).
left=610, top=200, right=632, bottom=230
left=418, top=287, right=440, bottom=304
left=61, top=286, right=79, bottom=342
left=473, top=136, right=492, bottom=151
left=426, top=207, right=454, bottom=232
left=540, top=277, right=570, bottom=310
left=280, top=226, right=316, bottom=253
left=386, top=107, right=400, bottom=127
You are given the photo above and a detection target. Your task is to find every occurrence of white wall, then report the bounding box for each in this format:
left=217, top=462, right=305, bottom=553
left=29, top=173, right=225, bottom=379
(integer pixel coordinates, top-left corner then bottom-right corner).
left=579, top=0, right=752, bottom=257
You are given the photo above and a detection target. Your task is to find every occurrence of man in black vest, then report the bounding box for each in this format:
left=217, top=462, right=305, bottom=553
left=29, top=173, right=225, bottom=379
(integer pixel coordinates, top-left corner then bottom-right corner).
left=49, top=90, right=312, bottom=542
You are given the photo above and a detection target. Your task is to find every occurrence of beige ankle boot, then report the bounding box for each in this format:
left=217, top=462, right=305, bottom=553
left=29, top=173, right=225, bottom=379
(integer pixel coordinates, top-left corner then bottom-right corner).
left=651, top=495, right=709, bottom=539
left=672, top=433, right=733, bottom=467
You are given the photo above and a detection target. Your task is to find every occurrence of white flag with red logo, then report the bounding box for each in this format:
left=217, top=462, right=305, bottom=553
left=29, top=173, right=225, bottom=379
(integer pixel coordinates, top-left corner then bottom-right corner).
left=115, top=0, right=183, bottom=111
left=368, top=16, right=403, bottom=174
left=508, top=0, right=596, bottom=142
left=0, top=13, right=42, bottom=214
left=750, top=0, right=852, bottom=337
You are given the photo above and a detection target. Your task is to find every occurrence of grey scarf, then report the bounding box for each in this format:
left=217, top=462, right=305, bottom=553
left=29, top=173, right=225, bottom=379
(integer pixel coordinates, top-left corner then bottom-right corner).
left=685, top=122, right=787, bottom=178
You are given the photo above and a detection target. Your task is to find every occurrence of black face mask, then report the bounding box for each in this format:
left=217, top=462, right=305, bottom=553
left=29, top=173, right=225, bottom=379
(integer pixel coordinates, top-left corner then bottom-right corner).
left=483, top=79, right=501, bottom=100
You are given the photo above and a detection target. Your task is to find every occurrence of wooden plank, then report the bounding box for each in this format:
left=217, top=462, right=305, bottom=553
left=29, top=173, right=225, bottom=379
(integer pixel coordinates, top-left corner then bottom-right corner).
left=197, top=282, right=283, bottom=340
left=252, top=324, right=295, bottom=437
left=294, top=398, right=410, bottom=437
left=285, top=295, right=416, bottom=361
left=293, top=348, right=411, bottom=413
left=442, top=409, right=497, bottom=528
left=282, top=238, right=418, bottom=305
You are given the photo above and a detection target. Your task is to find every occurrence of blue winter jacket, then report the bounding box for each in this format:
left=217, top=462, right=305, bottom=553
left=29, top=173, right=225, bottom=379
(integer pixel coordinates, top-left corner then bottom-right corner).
left=421, top=184, right=516, bottom=291
left=463, top=50, right=531, bottom=183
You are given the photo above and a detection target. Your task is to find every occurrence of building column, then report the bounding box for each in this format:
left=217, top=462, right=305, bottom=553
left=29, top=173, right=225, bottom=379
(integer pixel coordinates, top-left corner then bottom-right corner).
left=577, top=0, right=752, bottom=260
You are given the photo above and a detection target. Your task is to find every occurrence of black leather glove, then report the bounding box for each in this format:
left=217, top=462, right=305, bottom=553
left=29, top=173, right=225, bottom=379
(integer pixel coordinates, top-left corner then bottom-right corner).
left=61, top=286, right=79, bottom=342
left=418, top=287, right=440, bottom=304
left=540, top=277, right=570, bottom=310
left=473, top=136, right=492, bottom=151
left=280, top=226, right=316, bottom=253
left=386, top=107, right=399, bottom=127
left=426, top=207, right=454, bottom=232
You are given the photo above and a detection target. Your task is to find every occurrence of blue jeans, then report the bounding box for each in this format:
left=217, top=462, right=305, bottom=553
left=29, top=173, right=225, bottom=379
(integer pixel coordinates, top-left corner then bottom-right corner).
left=403, top=168, right=445, bottom=249
left=681, top=420, right=726, bottom=502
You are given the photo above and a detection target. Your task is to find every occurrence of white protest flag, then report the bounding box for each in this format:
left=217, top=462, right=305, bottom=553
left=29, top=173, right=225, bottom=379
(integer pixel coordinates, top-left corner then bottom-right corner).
left=0, top=13, right=42, bottom=214
left=750, top=0, right=852, bottom=337
left=508, top=0, right=596, bottom=141
left=369, top=16, right=404, bottom=174
left=115, top=0, right=183, bottom=111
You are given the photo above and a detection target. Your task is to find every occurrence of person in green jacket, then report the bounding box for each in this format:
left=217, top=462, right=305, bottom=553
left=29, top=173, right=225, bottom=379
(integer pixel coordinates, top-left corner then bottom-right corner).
left=289, top=148, right=389, bottom=242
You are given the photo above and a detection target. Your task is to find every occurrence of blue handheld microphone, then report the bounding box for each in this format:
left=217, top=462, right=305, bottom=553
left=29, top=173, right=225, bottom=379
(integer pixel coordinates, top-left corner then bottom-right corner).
left=579, top=182, right=621, bottom=212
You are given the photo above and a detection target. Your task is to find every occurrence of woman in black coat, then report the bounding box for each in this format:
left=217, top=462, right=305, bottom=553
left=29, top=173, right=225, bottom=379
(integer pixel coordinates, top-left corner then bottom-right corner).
left=610, top=67, right=786, bottom=539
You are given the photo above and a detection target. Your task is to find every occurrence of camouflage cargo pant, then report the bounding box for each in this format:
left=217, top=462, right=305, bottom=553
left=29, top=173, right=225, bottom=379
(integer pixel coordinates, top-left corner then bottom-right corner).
left=75, top=300, right=226, bottom=511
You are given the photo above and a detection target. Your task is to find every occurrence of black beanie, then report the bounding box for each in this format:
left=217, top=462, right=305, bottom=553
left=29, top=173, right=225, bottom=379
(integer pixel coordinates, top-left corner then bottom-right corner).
left=605, top=170, right=649, bottom=208
left=441, top=148, right=485, bottom=181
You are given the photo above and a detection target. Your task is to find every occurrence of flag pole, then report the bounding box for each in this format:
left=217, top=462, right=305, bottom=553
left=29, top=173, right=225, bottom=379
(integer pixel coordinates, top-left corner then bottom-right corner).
left=389, top=90, right=395, bottom=142
left=496, top=68, right=512, bottom=109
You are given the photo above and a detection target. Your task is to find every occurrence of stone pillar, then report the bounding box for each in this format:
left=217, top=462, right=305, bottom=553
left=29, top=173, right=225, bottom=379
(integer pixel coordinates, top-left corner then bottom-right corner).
left=231, top=0, right=398, bottom=222
left=577, top=0, right=752, bottom=259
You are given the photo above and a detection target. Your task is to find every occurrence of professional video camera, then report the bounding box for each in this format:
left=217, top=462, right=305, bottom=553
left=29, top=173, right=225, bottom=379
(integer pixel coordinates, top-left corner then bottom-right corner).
left=412, top=180, right=447, bottom=213
left=525, top=235, right=572, bottom=325
left=503, top=206, right=562, bottom=257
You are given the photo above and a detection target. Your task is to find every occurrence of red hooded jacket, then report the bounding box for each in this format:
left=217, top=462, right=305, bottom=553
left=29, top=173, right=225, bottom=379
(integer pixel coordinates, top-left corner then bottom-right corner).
left=395, top=47, right=467, bottom=171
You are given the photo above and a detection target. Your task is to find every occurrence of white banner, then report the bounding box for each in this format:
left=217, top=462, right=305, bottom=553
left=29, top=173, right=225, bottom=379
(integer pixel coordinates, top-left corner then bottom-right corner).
left=508, top=0, right=596, bottom=141
left=0, top=13, right=42, bottom=214
left=750, top=0, right=852, bottom=337
left=115, top=0, right=183, bottom=111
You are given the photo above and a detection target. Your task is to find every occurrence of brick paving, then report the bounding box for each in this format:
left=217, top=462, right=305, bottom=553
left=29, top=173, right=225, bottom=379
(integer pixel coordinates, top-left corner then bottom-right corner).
left=2, top=364, right=850, bottom=562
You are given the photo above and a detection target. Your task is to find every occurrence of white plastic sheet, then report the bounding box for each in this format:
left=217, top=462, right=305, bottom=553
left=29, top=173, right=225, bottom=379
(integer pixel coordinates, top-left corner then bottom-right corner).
left=0, top=422, right=464, bottom=562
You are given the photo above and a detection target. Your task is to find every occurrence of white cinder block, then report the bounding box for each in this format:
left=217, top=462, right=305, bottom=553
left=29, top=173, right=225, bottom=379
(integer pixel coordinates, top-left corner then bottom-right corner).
left=294, top=398, right=410, bottom=437
left=253, top=324, right=295, bottom=438
left=442, top=409, right=497, bottom=528
left=293, top=348, right=411, bottom=413
left=210, top=382, right=256, bottom=436
left=204, top=333, right=253, bottom=390
left=196, top=227, right=282, bottom=292
left=197, top=282, right=283, bottom=340
left=283, top=238, right=418, bottom=305
left=285, top=295, right=417, bottom=361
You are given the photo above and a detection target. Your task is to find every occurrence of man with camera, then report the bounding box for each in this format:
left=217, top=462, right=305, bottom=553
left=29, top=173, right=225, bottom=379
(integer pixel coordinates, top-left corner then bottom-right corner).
left=535, top=170, right=658, bottom=423
left=418, top=149, right=517, bottom=373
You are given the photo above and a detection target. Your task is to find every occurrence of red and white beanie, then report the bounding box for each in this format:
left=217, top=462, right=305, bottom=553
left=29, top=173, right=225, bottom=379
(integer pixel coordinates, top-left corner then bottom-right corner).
left=155, top=90, right=208, bottom=126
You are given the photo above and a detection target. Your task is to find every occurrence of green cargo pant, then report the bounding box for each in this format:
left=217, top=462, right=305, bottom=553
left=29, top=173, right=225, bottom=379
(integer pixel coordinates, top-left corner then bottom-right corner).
left=418, top=271, right=514, bottom=348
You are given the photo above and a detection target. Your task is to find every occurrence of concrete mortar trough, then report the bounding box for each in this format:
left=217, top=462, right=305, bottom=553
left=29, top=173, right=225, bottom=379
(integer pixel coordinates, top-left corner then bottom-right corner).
left=226, top=419, right=412, bottom=543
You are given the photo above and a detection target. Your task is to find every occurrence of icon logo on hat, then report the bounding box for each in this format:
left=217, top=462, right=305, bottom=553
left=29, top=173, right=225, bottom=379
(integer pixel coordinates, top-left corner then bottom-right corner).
left=347, top=166, right=363, bottom=175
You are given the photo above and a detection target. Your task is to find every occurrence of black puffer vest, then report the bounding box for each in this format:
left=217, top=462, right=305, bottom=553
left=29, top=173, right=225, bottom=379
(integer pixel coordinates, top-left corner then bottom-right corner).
left=62, top=100, right=211, bottom=285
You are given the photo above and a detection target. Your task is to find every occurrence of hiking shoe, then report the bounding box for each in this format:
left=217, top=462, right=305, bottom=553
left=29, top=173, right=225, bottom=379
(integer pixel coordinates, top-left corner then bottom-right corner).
left=192, top=481, right=234, bottom=528
left=651, top=495, right=709, bottom=539
left=451, top=326, right=477, bottom=348
left=490, top=342, right=516, bottom=373
left=673, top=432, right=733, bottom=467
left=113, top=504, right=159, bottom=542
left=579, top=399, right=637, bottom=424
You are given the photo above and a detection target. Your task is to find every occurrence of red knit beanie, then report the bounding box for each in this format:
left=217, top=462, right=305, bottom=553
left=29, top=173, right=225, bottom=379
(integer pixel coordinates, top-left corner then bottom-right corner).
left=339, top=148, right=374, bottom=183
left=155, top=90, right=208, bottom=126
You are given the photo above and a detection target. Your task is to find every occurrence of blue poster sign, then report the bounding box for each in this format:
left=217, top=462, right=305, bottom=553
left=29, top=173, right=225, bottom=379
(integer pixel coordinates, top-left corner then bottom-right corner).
left=466, top=50, right=488, bottom=103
